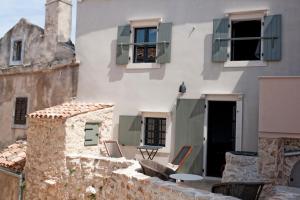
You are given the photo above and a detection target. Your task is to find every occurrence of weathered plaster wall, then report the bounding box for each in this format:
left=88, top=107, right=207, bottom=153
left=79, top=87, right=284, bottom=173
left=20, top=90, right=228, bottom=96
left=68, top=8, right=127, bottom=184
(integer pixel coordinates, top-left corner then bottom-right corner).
left=0, top=0, right=76, bottom=149
left=0, top=18, right=74, bottom=69
left=0, top=172, right=19, bottom=200
left=0, top=64, right=78, bottom=149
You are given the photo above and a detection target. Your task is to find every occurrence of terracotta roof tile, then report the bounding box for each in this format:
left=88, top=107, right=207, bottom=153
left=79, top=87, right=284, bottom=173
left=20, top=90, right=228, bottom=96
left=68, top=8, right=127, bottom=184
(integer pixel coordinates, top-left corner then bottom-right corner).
left=0, top=140, right=27, bottom=172
left=28, top=102, right=113, bottom=119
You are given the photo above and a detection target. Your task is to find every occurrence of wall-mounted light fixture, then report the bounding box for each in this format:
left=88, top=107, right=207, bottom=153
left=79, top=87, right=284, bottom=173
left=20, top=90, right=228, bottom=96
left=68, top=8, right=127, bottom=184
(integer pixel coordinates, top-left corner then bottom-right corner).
left=179, top=82, right=186, bottom=94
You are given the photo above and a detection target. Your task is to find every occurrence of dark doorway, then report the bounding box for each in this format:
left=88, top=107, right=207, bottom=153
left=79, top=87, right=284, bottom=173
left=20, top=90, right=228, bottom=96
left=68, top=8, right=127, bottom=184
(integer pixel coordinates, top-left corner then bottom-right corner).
left=206, top=101, right=236, bottom=177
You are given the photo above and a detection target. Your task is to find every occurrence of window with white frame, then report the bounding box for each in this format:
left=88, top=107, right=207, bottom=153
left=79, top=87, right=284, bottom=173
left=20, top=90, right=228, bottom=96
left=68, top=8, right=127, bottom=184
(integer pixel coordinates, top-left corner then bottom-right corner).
left=230, top=19, right=262, bottom=61
left=133, top=27, right=157, bottom=63
left=212, top=12, right=281, bottom=63
left=116, top=20, right=172, bottom=65
left=10, top=39, right=24, bottom=65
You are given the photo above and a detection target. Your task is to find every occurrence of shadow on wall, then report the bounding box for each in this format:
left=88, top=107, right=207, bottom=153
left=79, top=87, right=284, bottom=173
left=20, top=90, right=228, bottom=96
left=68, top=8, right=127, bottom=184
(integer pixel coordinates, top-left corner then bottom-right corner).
left=107, top=40, right=166, bottom=82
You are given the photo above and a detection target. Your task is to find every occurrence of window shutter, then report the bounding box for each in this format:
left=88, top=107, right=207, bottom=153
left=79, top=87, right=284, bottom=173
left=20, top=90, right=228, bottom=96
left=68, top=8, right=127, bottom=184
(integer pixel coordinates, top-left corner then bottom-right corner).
left=156, top=22, right=172, bottom=64
left=116, top=25, right=131, bottom=65
left=118, top=115, right=141, bottom=146
left=84, top=123, right=99, bottom=146
left=263, top=15, right=281, bottom=61
left=212, top=18, right=229, bottom=62
left=175, top=99, right=205, bottom=174
left=14, top=97, right=28, bottom=125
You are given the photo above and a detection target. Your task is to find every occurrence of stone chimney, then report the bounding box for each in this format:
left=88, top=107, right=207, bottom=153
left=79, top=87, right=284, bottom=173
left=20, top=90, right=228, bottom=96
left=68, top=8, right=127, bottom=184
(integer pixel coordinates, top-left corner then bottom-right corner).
left=45, top=0, right=72, bottom=43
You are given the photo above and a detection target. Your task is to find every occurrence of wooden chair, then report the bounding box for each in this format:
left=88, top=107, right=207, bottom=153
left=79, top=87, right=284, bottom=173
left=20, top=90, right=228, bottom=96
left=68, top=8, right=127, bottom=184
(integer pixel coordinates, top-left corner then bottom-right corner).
left=211, top=182, right=265, bottom=200
left=139, top=145, right=192, bottom=180
left=103, top=140, right=123, bottom=158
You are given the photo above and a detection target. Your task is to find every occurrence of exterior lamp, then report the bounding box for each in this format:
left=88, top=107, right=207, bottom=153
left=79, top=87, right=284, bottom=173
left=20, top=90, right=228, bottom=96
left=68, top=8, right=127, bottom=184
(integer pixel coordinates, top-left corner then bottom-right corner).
left=179, top=82, right=186, bottom=94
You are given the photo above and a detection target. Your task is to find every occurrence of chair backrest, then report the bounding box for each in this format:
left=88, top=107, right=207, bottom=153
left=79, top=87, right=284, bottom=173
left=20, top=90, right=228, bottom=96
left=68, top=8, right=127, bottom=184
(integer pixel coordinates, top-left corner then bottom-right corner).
left=211, top=182, right=265, bottom=200
left=103, top=140, right=123, bottom=158
left=171, top=145, right=192, bottom=171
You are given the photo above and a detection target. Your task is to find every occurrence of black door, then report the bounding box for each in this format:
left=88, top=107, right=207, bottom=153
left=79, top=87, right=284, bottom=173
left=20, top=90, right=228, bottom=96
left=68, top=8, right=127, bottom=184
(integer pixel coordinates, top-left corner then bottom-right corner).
left=206, top=101, right=236, bottom=177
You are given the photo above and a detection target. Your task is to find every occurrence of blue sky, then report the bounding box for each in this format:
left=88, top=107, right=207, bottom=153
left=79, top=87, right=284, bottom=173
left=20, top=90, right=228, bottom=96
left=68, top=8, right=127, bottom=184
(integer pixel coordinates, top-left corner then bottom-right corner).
left=0, top=0, right=77, bottom=42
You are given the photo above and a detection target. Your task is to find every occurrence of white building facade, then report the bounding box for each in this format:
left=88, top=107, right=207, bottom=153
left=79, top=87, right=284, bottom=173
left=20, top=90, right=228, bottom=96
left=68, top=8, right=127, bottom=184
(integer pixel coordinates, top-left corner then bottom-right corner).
left=75, top=0, right=300, bottom=177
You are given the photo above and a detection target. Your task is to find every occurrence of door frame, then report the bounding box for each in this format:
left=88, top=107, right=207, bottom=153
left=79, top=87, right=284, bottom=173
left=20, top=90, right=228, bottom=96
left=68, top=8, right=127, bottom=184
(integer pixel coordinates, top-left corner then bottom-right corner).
left=202, top=94, right=243, bottom=178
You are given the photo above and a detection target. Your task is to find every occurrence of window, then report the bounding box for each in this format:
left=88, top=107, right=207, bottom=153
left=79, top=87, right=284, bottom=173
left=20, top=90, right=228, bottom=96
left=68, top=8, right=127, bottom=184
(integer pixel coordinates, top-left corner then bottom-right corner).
left=14, top=97, right=28, bottom=125
left=12, top=40, right=23, bottom=61
left=212, top=14, right=281, bottom=63
left=144, top=117, right=166, bottom=146
left=116, top=22, right=172, bottom=65
left=134, top=27, right=157, bottom=63
left=10, top=39, right=24, bottom=65
left=231, top=20, right=261, bottom=61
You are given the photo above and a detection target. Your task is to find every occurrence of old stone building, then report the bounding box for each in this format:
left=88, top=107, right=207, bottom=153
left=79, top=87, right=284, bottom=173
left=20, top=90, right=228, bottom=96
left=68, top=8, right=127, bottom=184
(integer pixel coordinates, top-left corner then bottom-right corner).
left=0, top=0, right=78, bottom=149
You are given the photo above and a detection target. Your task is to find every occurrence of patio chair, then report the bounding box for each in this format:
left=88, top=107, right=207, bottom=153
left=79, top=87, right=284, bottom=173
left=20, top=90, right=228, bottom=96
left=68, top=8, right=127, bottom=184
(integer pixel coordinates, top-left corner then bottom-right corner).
left=211, top=182, right=265, bottom=200
left=103, top=140, right=123, bottom=158
left=139, top=145, right=192, bottom=180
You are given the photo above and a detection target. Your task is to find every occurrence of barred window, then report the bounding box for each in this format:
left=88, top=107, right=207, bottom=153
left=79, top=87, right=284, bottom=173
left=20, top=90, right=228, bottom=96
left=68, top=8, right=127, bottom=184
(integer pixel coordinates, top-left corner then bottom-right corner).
left=14, top=97, right=28, bottom=125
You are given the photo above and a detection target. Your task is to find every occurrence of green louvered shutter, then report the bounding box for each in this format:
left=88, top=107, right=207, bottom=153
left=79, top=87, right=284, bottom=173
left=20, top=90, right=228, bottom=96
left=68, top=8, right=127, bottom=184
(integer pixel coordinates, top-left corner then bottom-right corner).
left=118, top=115, right=141, bottom=146
left=175, top=99, right=205, bottom=174
left=212, top=18, right=229, bottom=62
left=157, top=23, right=172, bottom=64
left=116, top=25, right=131, bottom=65
left=263, top=15, right=282, bottom=61
left=84, top=123, right=99, bottom=146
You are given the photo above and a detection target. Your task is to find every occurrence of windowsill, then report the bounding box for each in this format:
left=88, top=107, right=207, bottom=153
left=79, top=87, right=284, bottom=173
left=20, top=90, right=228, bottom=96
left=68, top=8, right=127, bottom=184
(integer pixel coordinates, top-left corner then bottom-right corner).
left=9, top=62, right=23, bottom=66
left=224, top=60, right=267, bottom=68
left=11, top=124, right=27, bottom=129
left=126, top=63, right=161, bottom=69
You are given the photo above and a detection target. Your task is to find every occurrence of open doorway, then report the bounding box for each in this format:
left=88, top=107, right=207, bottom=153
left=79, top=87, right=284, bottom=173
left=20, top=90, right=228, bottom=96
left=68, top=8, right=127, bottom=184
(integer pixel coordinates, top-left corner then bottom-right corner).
left=206, top=101, right=236, bottom=177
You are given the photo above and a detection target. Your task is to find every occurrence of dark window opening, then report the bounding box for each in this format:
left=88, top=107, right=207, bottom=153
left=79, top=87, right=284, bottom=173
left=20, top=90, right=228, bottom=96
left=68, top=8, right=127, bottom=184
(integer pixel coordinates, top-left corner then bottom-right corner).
left=144, top=117, right=166, bottom=146
left=12, top=40, right=23, bottom=61
left=231, top=20, right=261, bottom=61
left=14, top=97, right=28, bottom=125
left=134, top=27, right=157, bottom=63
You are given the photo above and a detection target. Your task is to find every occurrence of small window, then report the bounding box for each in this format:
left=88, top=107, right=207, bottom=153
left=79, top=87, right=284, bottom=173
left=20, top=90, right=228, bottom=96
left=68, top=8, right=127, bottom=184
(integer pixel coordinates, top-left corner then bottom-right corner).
left=144, top=117, right=166, bottom=146
left=231, top=20, right=261, bottom=61
left=134, top=27, right=157, bottom=63
left=12, top=40, right=23, bottom=61
left=14, top=97, right=28, bottom=125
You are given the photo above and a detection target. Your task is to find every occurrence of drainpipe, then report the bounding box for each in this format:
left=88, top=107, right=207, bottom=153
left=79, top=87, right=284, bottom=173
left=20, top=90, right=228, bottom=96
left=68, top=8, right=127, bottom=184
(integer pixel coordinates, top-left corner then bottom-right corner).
left=0, top=167, right=24, bottom=200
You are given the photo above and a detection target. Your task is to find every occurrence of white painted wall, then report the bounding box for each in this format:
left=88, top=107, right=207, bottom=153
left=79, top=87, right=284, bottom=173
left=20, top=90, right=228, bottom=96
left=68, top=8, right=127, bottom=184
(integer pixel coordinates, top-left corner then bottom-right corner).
left=75, top=0, right=300, bottom=155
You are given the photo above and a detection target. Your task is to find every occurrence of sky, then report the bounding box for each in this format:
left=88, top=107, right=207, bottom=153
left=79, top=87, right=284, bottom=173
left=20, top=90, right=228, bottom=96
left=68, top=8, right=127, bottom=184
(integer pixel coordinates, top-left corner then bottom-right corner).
left=0, top=0, right=77, bottom=42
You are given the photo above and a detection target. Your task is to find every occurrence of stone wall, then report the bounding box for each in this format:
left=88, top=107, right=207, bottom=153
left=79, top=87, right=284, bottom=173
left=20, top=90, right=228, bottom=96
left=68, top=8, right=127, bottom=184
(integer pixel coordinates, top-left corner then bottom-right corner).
left=57, top=155, right=238, bottom=200
left=65, top=107, right=114, bottom=156
left=25, top=118, right=67, bottom=200
left=222, top=152, right=263, bottom=183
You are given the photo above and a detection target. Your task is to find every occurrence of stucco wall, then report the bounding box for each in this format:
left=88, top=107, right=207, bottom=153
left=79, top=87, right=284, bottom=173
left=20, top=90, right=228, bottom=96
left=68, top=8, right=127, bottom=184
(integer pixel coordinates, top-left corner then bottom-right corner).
left=0, top=64, right=78, bottom=149
left=75, top=0, right=300, bottom=155
left=0, top=172, right=19, bottom=200
left=259, top=77, right=300, bottom=138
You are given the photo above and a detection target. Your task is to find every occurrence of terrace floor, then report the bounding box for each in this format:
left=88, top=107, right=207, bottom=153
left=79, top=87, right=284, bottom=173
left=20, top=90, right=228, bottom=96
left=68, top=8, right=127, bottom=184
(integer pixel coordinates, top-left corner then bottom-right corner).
left=178, top=179, right=221, bottom=191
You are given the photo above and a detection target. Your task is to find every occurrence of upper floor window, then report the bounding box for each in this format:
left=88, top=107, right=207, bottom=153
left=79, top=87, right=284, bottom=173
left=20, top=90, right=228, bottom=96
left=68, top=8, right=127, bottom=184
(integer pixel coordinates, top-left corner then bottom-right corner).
left=212, top=13, right=281, bottom=65
left=116, top=21, right=172, bottom=65
left=134, top=27, right=157, bottom=63
left=10, top=39, right=24, bottom=66
left=14, top=97, right=28, bottom=125
left=231, top=20, right=261, bottom=61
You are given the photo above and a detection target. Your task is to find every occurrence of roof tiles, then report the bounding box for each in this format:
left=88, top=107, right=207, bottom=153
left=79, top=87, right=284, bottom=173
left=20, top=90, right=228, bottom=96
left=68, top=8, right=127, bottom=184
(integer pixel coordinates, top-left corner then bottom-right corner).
left=28, top=102, right=113, bottom=119
left=0, top=140, right=27, bottom=172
